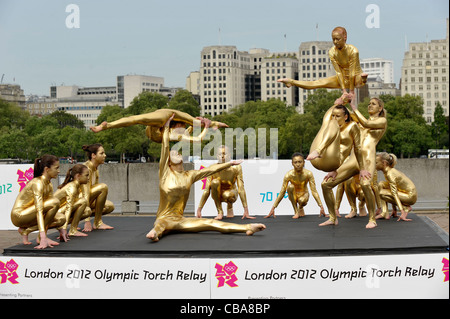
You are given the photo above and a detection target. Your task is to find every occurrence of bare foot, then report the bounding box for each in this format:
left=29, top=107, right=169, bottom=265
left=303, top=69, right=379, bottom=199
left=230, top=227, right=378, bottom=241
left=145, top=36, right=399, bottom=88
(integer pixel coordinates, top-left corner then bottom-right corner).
left=18, top=228, right=32, bottom=245
left=214, top=214, right=223, bottom=220
left=319, top=219, right=338, bottom=226
left=246, top=224, right=266, bottom=236
left=82, top=221, right=93, bottom=232
left=94, top=223, right=114, bottom=230
left=306, top=150, right=320, bottom=161
left=365, top=221, right=377, bottom=229
left=358, top=206, right=367, bottom=217
left=397, top=211, right=412, bottom=222
left=90, top=121, right=107, bottom=133
left=226, top=208, right=234, bottom=218
left=70, top=231, right=88, bottom=237
left=345, top=209, right=357, bottom=219
left=146, top=229, right=159, bottom=242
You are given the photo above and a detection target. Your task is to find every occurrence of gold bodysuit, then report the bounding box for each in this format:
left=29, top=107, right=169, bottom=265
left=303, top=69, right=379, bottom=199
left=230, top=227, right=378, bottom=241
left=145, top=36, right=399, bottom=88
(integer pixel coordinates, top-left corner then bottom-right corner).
left=286, top=44, right=366, bottom=92
left=198, top=165, right=248, bottom=217
left=151, top=127, right=252, bottom=240
left=272, top=168, right=323, bottom=215
left=10, top=176, right=62, bottom=235
left=54, top=180, right=91, bottom=235
left=378, top=167, right=417, bottom=217
left=81, top=160, right=114, bottom=228
left=104, top=109, right=211, bottom=143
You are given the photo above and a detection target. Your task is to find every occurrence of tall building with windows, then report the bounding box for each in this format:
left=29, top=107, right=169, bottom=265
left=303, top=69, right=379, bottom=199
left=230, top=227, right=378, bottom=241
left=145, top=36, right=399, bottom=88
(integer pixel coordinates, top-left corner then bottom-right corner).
left=297, top=41, right=335, bottom=111
left=360, top=58, right=394, bottom=84
left=401, top=18, right=449, bottom=123
left=117, top=75, right=164, bottom=108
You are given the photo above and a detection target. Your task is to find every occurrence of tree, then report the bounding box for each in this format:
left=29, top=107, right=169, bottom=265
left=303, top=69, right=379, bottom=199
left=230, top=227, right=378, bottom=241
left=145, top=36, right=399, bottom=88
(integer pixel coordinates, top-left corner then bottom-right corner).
left=431, top=102, right=449, bottom=149
left=168, top=89, right=200, bottom=116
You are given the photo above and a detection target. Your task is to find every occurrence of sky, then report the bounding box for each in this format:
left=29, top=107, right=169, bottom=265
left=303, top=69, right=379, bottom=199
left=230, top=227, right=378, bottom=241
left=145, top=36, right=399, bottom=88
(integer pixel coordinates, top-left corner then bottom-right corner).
left=0, top=0, right=448, bottom=97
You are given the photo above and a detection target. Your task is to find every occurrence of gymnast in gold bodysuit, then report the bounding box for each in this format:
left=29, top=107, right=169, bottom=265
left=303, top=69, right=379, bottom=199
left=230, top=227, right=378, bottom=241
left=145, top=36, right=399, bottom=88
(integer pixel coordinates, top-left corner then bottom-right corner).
left=265, top=152, right=325, bottom=219
left=146, top=114, right=266, bottom=242
left=278, top=26, right=367, bottom=104
left=81, top=144, right=115, bottom=231
left=90, top=108, right=227, bottom=143
left=375, top=152, right=417, bottom=222
left=197, top=145, right=255, bottom=220
left=54, top=164, right=91, bottom=238
left=10, top=155, right=63, bottom=249
left=316, top=97, right=387, bottom=228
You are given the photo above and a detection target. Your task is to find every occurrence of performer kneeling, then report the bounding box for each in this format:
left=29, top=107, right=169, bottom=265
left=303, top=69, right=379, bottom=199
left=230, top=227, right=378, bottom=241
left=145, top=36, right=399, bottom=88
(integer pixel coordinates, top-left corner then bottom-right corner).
left=146, top=113, right=266, bottom=242
left=10, top=155, right=63, bottom=249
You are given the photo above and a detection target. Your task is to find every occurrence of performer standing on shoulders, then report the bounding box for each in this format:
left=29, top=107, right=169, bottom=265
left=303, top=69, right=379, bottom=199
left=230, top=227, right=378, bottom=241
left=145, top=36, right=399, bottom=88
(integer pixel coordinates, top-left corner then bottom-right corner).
left=146, top=113, right=265, bottom=242
left=265, top=152, right=325, bottom=219
left=278, top=26, right=367, bottom=104
left=10, top=155, right=63, bottom=249
left=81, top=144, right=114, bottom=231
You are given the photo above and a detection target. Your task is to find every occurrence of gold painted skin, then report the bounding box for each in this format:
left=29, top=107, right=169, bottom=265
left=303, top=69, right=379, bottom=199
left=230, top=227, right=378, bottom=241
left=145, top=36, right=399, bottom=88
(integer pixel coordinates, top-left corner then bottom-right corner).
left=320, top=98, right=386, bottom=228
left=54, top=180, right=91, bottom=237
left=90, top=108, right=225, bottom=143
left=265, top=155, right=325, bottom=219
left=375, top=153, right=417, bottom=222
left=197, top=146, right=254, bottom=220
left=81, top=159, right=115, bottom=231
left=146, top=115, right=265, bottom=242
left=278, top=27, right=367, bottom=103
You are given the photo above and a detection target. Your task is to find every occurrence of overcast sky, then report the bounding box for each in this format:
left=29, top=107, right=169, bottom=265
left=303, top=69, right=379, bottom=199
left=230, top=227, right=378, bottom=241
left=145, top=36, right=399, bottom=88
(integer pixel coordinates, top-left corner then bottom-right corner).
left=0, top=0, right=448, bottom=96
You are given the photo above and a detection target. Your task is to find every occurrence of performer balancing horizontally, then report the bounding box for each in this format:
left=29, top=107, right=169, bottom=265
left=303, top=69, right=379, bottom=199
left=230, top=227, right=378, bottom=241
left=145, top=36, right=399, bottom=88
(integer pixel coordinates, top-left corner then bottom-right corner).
left=146, top=113, right=266, bottom=242
left=197, top=145, right=255, bottom=220
left=278, top=26, right=368, bottom=105
left=265, top=152, right=325, bottom=219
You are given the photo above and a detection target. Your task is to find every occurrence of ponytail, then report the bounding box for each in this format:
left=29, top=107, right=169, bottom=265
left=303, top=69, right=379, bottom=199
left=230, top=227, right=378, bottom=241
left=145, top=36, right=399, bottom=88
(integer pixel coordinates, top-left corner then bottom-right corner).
left=82, top=143, right=103, bottom=160
left=33, top=155, right=58, bottom=178
left=58, top=164, right=88, bottom=189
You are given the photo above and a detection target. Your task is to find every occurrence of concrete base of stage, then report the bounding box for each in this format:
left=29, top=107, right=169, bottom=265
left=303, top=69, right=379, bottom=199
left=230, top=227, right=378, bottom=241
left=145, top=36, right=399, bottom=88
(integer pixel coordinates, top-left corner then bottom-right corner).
left=3, top=213, right=448, bottom=258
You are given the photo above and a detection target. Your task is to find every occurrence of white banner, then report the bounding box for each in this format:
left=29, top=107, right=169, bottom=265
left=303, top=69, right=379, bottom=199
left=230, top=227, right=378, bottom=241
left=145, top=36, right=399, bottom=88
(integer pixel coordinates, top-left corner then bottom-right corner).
left=194, top=160, right=350, bottom=217
left=1, top=253, right=448, bottom=299
left=0, top=164, right=34, bottom=230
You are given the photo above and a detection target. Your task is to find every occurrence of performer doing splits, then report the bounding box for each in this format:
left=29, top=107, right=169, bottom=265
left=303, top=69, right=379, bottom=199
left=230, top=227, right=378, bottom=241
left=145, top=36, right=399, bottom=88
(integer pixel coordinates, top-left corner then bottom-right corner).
left=197, top=145, right=255, bottom=220
left=265, top=152, right=325, bottom=219
left=375, top=152, right=417, bottom=222
left=81, top=144, right=114, bottom=231
left=90, top=108, right=227, bottom=143
left=146, top=113, right=266, bottom=242
left=10, top=155, right=64, bottom=249
left=278, top=26, right=367, bottom=104
left=54, top=164, right=92, bottom=239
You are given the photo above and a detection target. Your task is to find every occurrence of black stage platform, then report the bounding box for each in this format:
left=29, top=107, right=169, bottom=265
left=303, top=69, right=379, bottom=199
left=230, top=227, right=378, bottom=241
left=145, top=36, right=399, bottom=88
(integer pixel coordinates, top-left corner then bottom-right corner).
left=3, top=214, right=448, bottom=258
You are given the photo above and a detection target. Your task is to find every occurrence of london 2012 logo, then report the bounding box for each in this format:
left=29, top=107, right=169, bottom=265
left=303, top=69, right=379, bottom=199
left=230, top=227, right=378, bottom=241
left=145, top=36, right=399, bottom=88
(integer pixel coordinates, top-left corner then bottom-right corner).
left=442, top=258, right=449, bottom=282
left=215, top=261, right=238, bottom=287
left=0, top=259, right=19, bottom=285
left=17, top=168, right=34, bottom=191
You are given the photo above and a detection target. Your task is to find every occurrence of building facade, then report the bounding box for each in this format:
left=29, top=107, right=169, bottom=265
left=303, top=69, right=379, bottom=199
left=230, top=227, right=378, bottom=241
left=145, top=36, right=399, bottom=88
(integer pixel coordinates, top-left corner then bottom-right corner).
left=401, top=18, right=449, bottom=123
left=0, top=84, right=26, bottom=108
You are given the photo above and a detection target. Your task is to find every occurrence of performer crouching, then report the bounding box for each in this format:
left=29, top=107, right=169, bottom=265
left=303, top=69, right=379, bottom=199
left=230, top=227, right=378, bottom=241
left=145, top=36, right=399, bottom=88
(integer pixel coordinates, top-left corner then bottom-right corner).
left=10, top=155, right=63, bottom=249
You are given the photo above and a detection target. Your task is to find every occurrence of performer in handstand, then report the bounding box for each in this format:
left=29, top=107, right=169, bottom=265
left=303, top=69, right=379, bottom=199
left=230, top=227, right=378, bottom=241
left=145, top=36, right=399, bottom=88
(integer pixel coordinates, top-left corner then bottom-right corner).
left=146, top=113, right=266, bottom=242
left=278, top=26, right=367, bottom=104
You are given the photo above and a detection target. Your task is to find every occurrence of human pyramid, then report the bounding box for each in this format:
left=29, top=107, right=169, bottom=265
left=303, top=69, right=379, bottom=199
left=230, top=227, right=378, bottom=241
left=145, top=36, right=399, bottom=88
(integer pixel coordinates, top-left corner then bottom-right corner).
left=10, top=26, right=417, bottom=249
